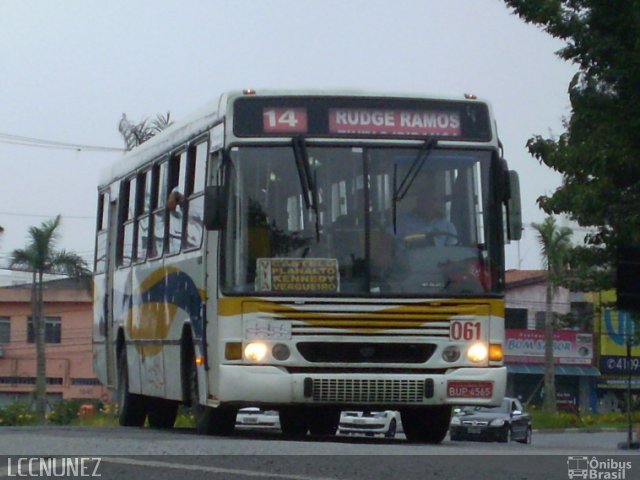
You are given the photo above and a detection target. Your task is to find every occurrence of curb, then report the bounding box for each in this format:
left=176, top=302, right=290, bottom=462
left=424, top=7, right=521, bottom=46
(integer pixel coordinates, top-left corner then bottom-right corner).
left=533, top=428, right=628, bottom=434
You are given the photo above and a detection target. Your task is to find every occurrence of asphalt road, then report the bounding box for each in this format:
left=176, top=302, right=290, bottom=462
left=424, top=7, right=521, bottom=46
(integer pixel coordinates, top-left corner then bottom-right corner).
left=0, top=427, right=636, bottom=480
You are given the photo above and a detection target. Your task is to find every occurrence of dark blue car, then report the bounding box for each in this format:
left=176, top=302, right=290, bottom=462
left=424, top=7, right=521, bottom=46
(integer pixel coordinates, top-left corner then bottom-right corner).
left=449, top=397, right=532, bottom=443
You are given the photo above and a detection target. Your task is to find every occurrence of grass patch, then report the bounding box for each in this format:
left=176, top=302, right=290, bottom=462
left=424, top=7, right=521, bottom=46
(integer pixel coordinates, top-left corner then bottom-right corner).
left=0, top=402, right=42, bottom=426
left=530, top=409, right=640, bottom=430
left=2, top=400, right=638, bottom=431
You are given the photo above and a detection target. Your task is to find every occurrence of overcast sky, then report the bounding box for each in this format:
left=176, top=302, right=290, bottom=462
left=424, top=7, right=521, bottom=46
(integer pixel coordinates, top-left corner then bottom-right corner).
left=0, top=0, right=577, bottom=270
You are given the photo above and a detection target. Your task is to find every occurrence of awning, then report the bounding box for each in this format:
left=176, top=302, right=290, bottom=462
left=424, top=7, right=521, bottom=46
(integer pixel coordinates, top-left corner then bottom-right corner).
left=507, top=364, right=601, bottom=377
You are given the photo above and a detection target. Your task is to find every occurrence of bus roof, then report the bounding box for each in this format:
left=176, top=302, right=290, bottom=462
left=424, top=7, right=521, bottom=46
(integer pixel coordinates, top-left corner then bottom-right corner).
left=98, top=96, right=224, bottom=188
left=99, top=89, right=495, bottom=188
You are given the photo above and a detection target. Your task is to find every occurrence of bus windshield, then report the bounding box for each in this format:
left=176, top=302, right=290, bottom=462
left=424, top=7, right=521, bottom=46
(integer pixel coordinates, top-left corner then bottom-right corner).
left=222, top=145, right=498, bottom=296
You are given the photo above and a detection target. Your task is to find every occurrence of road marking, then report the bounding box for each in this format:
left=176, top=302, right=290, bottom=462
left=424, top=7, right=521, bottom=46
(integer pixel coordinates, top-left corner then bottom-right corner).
left=102, top=457, right=339, bottom=480
left=0, top=467, right=7, bottom=478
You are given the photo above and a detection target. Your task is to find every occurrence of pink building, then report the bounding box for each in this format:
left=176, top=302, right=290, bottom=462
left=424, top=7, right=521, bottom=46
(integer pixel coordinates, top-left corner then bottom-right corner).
left=504, top=269, right=599, bottom=413
left=0, top=278, right=109, bottom=406
left=505, top=269, right=571, bottom=329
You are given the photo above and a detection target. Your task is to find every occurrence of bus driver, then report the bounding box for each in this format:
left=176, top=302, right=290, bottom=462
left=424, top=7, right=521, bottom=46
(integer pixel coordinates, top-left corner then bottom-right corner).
left=395, top=179, right=458, bottom=247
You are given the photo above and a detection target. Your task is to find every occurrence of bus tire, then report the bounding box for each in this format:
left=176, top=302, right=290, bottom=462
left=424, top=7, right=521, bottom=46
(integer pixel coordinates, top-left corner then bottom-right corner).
left=117, top=348, right=147, bottom=427
left=279, top=407, right=309, bottom=437
left=400, top=406, right=451, bottom=444
left=187, top=355, right=236, bottom=436
left=308, top=407, right=340, bottom=436
left=147, top=400, right=178, bottom=429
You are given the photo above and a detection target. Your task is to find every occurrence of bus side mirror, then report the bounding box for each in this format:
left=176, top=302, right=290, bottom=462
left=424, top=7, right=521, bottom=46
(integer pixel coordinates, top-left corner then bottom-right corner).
left=203, top=186, right=226, bottom=231
left=507, top=170, right=522, bottom=241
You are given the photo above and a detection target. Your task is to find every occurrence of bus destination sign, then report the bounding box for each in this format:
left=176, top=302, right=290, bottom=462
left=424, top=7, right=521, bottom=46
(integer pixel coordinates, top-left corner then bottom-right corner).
left=328, top=108, right=461, bottom=136
left=234, top=96, right=491, bottom=142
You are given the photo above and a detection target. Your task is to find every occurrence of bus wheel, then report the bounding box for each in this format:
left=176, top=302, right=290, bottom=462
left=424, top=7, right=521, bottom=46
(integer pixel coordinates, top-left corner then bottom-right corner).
left=187, top=356, right=236, bottom=435
left=308, top=407, right=340, bottom=436
left=117, top=348, right=147, bottom=427
left=400, top=406, right=451, bottom=444
left=147, top=400, right=178, bottom=429
left=279, top=407, right=309, bottom=437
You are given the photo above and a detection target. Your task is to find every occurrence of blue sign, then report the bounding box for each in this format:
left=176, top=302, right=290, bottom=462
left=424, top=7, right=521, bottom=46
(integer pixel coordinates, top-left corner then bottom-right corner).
left=599, top=355, right=640, bottom=375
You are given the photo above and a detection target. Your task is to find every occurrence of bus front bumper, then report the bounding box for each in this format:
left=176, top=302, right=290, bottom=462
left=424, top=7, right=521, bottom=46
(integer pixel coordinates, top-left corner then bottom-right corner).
left=215, top=365, right=506, bottom=407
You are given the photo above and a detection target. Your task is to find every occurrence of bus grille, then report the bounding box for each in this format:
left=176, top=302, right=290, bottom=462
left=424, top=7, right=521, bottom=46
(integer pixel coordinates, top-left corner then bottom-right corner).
left=312, top=378, right=424, bottom=403
left=297, top=342, right=436, bottom=363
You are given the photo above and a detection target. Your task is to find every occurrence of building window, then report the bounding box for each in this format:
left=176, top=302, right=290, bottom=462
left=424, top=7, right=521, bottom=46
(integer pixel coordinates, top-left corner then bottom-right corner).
left=27, top=317, right=61, bottom=344
left=0, top=377, right=63, bottom=385
left=505, top=308, right=527, bottom=329
left=71, top=378, right=102, bottom=386
left=535, top=310, right=561, bottom=329
left=0, top=317, right=10, bottom=343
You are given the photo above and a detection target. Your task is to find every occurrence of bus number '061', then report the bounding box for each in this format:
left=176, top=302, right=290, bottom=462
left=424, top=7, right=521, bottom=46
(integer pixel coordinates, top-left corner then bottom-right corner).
left=450, top=321, right=481, bottom=341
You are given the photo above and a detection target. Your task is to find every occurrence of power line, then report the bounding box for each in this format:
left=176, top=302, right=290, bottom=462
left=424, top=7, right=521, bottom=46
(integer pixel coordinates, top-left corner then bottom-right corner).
left=0, top=211, right=94, bottom=220
left=0, top=131, right=123, bottom=153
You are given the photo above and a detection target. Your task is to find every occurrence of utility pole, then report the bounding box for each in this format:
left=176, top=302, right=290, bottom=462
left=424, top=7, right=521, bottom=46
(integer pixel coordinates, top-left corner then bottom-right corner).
left=626, top=329, right=632, bottom=449
left=615, top=247, right=640, bottom=450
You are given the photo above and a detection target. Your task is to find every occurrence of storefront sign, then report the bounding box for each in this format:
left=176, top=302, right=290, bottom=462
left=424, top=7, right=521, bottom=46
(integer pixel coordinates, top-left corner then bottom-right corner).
left=599, top=307, right=640, bottom=356
left=505, top=329, right=593, bottom=365
left=599, top=354, right=640, bottom=375
left=597, top=377, right=640, bottom=389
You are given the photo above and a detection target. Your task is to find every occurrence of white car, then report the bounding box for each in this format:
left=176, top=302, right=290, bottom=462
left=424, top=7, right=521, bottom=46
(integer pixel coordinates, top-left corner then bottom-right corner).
left=235, top=407, right=280, bottom=430
left=338, top=410, right=401, bottom=438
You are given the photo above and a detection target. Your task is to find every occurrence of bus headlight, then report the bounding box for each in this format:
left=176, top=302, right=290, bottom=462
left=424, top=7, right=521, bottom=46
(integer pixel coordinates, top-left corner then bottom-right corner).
left=467, top=343, right=488, bottom=363
left=244, top=342, right=268, bottom=361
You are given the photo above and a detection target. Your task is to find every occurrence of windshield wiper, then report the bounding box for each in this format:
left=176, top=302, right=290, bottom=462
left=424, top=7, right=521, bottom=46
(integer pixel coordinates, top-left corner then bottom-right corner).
left=392, top=138, right=438, bottom=234
left=292, top=136, right=320, bottom=241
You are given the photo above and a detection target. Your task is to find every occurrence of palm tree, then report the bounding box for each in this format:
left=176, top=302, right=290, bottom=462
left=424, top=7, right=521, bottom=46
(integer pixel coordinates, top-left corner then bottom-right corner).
left=9, top=215, right=90, bottom=418
left=532, top=216, right=573, bottom=413
left=118, top=112, right=172, bottom=151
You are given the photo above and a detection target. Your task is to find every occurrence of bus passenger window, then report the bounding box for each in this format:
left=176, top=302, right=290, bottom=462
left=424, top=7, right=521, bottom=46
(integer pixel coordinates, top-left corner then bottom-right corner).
left=168, top=151, right=187, bottom=254
left=150, top=162, right=167, bottom=258
left=184, top=142, right=206, bottom=250
left=119, top=177, right=136, bottom=267
left=135, top=170, right=152, bottom=262
left=95, top=192, right=109, bottom=274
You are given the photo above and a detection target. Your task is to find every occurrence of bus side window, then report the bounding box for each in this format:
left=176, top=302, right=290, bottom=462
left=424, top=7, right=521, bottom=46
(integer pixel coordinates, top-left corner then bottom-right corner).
left=167, top=151, right=187, bottom=255
left=135, top=169, right=152, bottom=262
left=184, top=141, right=207, bottom=250
left=150, top=161, right=168, bottom=258
left=95, top=191, right=109, bottom=274
left=118, top=177, right=136, bottom=267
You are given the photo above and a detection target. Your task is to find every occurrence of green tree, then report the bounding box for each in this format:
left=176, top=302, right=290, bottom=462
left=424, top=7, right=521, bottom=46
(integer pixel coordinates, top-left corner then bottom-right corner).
left=504, top=0, right=640, bottom=279
left=532, top=216, right=573, bottom=413
left=9, top=216, right=90, bottom=418
left=118, top=112, right=172, bottom=151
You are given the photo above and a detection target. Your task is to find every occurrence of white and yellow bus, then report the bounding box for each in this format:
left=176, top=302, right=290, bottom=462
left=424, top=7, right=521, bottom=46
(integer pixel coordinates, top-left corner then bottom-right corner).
left=93, top=89, right=522, bottom=443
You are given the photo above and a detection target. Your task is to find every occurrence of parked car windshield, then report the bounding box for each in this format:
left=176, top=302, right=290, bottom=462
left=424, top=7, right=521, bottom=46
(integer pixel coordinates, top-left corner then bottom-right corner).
left=464, top=399, right=510, bottom=414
